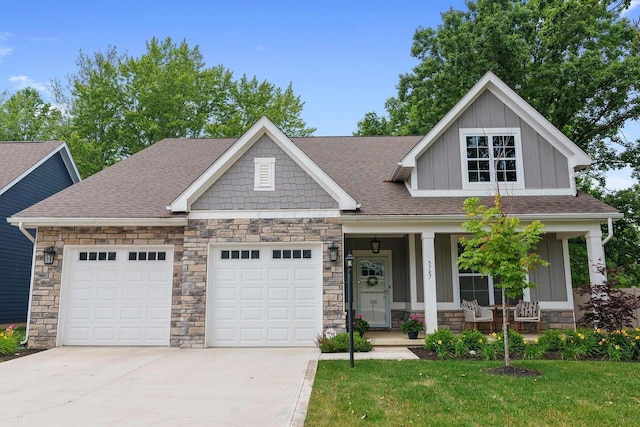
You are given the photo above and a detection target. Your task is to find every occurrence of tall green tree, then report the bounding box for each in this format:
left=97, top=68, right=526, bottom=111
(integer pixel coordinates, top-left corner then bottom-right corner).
left=356, top=0, right=640, bottom=178
left=0, top=88, right=64, bottom=141
left=458, top=194, right=548, bottom=367
left=55, top=37, right=314, bottom=177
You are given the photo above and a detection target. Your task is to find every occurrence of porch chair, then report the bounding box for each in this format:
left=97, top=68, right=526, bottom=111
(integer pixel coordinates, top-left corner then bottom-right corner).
left=461, top=299, right=494, bottom=333
left=513, top=300, right=541, bottom=334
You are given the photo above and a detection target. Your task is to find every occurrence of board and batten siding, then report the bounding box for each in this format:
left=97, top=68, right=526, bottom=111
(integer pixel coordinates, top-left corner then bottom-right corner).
left=192, top=135, right=337, bottom=210
left=413, top=234, right=454, bottom=304
left=0, top=152, right=75, bottom=323
left=416, top=91, right=570, bottom=191
left=529, top=233, right=568, bottom=302
left=345, top=236, right=410, bottom=303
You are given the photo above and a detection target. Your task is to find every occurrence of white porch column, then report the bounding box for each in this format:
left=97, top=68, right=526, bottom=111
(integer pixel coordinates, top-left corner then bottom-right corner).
left=585, top=226, right=607, bottom=286
left=421, top=231, right=438, bottom=333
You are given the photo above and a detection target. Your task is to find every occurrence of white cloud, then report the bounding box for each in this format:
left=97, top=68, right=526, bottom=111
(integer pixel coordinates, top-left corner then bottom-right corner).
left=8, top=75, right=49, bottom=93
left=605, top=167, right=637, bottom=191
left=0, top=31, right=12, bottom=59
left=622, top=0, right=640, bottom=16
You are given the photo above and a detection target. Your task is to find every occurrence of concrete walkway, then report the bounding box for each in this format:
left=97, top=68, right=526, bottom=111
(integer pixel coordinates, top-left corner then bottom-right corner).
left=0, top=347, right=319, bottom=427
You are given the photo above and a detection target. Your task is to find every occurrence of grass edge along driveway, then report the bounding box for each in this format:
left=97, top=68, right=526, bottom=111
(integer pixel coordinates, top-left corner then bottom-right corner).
left=305, top=359, right=640, bottom=426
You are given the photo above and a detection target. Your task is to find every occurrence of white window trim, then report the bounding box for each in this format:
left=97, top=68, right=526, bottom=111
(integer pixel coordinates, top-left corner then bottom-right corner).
left=254, top=157, right=275, bottom=191
left=459, top=128, right=524, bottom=191
left=449, top=235, right=530, bottom=308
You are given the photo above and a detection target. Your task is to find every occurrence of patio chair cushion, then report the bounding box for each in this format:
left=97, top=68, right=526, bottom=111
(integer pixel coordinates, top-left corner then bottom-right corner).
left=462, top=299, right=482, bottom=317
left=518, top=301, right=538, bottom=317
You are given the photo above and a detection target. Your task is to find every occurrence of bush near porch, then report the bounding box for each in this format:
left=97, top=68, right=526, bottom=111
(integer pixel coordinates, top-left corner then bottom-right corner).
left=424, top=328, right=640, bottom=361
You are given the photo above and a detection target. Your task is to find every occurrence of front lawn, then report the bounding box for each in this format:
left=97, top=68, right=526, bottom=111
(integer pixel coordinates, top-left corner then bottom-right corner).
left=305, top=359, right=640, bottom=426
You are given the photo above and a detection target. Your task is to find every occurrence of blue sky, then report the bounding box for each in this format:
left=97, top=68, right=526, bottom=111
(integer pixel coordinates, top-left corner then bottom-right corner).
left=1, top=0, right=639, bottom=187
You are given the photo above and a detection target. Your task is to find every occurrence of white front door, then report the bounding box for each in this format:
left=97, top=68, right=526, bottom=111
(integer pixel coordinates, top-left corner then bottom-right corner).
left=355, top=255, right=391, bottom=328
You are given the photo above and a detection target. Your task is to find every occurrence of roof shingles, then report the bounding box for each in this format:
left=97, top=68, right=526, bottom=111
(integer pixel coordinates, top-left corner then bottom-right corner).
left=12, top=135, right=618, bottom=220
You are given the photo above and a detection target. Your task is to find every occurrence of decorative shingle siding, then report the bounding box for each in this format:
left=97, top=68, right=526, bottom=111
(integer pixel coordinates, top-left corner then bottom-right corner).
left=192, top=135, right=338, bottom=210
left=28, top=226, right=185, bottom=349
left=181, top=217, right=344, bottom=348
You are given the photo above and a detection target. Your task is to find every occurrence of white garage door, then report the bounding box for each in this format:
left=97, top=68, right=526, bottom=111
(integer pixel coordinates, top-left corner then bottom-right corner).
left=207, top=245, right=322, bottom=347
left=60, top=246, right=173, bottom=346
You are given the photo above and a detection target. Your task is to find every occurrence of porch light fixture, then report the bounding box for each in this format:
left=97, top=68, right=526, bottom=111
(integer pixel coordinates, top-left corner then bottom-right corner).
left=43, top=246, right=56, bottom=265
left=370, top=236, right=381, bottom=254
left=328, top=242, right=339, bottom=262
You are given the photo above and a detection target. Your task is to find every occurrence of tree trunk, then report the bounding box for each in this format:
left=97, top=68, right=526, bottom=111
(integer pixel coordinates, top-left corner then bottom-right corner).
left=502, top=290, right=510, bottom=367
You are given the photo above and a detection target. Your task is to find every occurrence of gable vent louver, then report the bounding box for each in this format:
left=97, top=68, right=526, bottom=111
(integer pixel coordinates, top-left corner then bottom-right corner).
left=254, top=157, right=275, bottom=191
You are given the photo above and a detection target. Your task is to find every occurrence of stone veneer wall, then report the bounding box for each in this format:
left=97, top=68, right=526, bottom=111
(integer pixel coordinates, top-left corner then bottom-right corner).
left=180, top=217, right=344, bottom=348
left=436, top=309, right=576, bottom=333
left=28, top=226, right=185, bottom=349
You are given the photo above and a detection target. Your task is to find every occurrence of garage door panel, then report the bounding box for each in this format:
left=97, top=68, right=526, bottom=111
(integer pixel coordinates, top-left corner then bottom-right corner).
left=208, top=245, right=321, bottom=347
left=95, top=307, right=117, bottom=320
left=241, top=287, right=263, bottom=300
left=294, top=287, right=315, bottom=300
left=268, top=287, right=289, bottom=300
left=61, top=247, right=172, bottom=346
left=241, top=268, right=263, bottom=281
left=267, top=307, right=290, bottom=321
left=240, top=306, right=263, bottom=321
left=293, top=267, right=316, bottom=281
left=268, top=268, right=289, bottom=281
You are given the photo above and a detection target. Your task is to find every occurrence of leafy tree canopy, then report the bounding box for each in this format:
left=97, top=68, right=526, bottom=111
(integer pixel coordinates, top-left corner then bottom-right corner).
left=356, top=0, right=640, bottom=179
left=0, top=88, right=63, bottom=141
left=53, top=37, right=314, bottom=177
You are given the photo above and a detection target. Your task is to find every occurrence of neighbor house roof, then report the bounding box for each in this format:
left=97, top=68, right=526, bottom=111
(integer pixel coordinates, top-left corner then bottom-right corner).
left=9, top=133, right=620, bottom=226
left=0, top=141, right=80, bottom=197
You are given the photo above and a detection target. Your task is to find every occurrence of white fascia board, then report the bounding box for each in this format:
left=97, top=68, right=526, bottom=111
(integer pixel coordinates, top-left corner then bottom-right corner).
left=400, top=72, right=497, bottom=168
left=7, top=216, right=188, bottom=228
left=59, top=142, right=82, bottom=183
left=188, top=209, right=341, bottom=219
left=486, top=78, right=592, bottom=167
left=171, top=117, right=357, bottom=212
left=406, top=187, right=576, bottom=197
left=0, top=142, right=81, bottom=197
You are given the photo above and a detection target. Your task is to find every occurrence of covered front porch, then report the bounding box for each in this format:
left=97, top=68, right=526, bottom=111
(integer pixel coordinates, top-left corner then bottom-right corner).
left=341, top=220, right=609, bottom=334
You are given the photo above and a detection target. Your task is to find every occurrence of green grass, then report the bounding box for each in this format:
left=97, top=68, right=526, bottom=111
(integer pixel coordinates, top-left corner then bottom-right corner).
left=305, top=359, right=640, bottom=426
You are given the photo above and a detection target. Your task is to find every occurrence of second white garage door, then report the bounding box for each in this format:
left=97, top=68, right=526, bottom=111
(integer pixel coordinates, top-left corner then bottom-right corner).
left=207, top=244, right=322, bottom=347
left=60, top=246, right=173, bottom=346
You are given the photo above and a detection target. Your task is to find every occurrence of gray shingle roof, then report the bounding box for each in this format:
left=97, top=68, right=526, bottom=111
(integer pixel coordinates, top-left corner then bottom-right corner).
left=0, top=141, right=66, bottom=192
left=12, top=135, right=619, bottom=220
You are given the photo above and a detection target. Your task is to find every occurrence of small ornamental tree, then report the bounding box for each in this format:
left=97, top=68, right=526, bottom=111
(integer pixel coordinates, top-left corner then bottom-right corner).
left=458, top=195, right=548, bottom=367
left=576, top=264, right=640, bottom=331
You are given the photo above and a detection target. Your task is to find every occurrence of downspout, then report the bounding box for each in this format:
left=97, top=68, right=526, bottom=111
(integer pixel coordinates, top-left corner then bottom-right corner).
left=601, top=218, right=614, bottom=245
left=18, top=222, right=36, bottom=346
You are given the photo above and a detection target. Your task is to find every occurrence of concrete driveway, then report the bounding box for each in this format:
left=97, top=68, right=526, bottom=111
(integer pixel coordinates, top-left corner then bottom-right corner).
left=0, top=346, right=319, bottom=427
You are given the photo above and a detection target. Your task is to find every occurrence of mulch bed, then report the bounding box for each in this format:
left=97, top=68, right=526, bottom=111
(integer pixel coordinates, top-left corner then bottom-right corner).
left=0, top=348, right=45, bottom=363
left=408, top=347, right=543, bottom=377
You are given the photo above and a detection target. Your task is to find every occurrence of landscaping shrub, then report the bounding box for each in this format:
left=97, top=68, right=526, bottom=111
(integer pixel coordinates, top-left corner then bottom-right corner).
left=423, top=328, right=640, bottom=362
left=537, top=328, right=563, bottom=352
left=352, top=314, right=370, bottom=338
left=424, top=329, right=457, bottom=359
left=316, top=332, right=373, bottom=353
left=0, top=325, right=20, bottom=355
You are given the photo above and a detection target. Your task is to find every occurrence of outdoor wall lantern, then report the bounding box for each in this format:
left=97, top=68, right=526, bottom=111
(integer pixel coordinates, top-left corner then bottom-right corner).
left=370, top=236, right=381, bottom=254
left=43, top=246, right=56, bottom=265
left=328, top=242, right=339, bottom=262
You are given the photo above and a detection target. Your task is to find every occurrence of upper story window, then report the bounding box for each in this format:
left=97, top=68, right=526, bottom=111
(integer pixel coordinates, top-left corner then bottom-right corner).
left=254, top=157, right=275, bottom=191
left=460, top=128, right=523, bottom=189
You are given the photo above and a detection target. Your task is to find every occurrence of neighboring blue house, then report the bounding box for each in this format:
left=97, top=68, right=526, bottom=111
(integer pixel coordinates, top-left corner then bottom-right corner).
left=0, top=141, right=80, bottom=324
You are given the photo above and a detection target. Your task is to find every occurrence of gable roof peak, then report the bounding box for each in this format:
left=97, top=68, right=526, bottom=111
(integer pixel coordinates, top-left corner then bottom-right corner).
left=393, top=71, right=591, bottom=181
left=170, top=117, right=358, bottom=212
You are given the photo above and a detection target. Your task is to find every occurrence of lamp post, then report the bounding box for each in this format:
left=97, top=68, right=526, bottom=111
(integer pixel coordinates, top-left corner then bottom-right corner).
left=346, top=252, right=354, bottom=368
